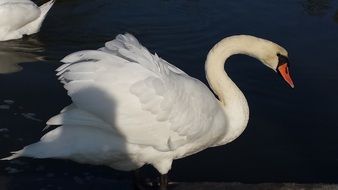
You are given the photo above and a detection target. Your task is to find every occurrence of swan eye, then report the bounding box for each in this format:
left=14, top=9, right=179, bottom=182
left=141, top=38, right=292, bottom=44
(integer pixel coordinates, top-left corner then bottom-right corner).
left=277, top=53, right=289, bottom=67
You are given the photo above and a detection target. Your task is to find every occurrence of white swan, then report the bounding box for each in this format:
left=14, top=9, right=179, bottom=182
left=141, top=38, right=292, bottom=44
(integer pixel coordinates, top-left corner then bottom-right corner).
left=0, top=0, right=54, bottom=41
left=2, top=34, right=294, bottom=189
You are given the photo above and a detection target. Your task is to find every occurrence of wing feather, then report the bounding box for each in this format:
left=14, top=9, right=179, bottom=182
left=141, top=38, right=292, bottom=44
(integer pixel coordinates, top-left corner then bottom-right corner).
left=54, top=34, right=223, bottom=151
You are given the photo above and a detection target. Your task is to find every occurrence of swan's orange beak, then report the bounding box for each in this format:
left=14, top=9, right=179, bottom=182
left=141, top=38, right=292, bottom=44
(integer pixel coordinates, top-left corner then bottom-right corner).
left=278, top=63, right=294, bottom=88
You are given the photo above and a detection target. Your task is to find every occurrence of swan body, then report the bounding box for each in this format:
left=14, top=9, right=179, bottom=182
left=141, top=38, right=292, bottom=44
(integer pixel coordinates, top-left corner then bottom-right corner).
left=2, top=34, right=294, bottom=175
left=0, top=0, right=54, bottom=41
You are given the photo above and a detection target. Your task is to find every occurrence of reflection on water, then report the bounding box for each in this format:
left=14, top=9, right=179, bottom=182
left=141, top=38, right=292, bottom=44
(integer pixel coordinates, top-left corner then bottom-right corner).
left=0, top=36, right=45, bottom=74
left=0, top=51, right=42, bottom=74
left=302, top=0, right=338, bottom=24
left=0, top=54, right=23, bottom=74
left=334, top=9, right=338, bottom=23
left=302, top=0, right=331, bottom=16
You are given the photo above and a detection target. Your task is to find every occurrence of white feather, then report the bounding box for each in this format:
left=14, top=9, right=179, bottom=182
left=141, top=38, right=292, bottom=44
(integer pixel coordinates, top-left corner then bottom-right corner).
left=0, top=0, right=54, bottom=41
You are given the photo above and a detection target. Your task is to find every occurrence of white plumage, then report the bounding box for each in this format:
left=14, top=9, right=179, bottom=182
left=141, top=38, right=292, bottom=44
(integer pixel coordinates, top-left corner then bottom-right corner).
left=0, top=0, right=54, bottom=41
left=3, top=34, right=292, bottom=175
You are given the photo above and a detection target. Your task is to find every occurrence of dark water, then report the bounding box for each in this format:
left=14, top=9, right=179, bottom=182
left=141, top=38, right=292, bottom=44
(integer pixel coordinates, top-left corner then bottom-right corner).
left=0, top=0, right=338, bottom=189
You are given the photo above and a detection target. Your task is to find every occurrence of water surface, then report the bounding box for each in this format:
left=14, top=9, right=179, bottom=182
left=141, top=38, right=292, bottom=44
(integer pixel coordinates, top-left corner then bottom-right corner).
left=0, top=0, right=338, bottom=189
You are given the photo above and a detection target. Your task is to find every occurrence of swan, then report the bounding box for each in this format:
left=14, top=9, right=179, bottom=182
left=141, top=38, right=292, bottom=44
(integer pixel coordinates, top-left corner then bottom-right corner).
left=2, top=34, right=294, bottom=189
left=0, top=0, right=54, bottom=41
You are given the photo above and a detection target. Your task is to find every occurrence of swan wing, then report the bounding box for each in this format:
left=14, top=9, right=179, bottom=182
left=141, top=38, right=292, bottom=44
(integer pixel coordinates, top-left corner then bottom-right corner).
left=99, top=33, right=187, bottom=76
left=0, top=1, right=40, bottom=32
left=55, top=34, right=222, bottom=152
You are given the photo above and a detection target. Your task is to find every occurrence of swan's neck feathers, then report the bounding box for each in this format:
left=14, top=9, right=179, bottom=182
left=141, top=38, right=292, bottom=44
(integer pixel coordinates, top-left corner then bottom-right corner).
left=205, top=35, right=273, bottom=145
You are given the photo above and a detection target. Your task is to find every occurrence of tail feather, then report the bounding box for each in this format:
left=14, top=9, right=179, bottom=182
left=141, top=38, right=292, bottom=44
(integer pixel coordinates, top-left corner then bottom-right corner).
left=1, top=125, right=127, bottom=166
left=1, top=127, right=72, bottom=161
left=1, top=142, right=61, bottom=161
left=1, top=150, right=24, bottom=160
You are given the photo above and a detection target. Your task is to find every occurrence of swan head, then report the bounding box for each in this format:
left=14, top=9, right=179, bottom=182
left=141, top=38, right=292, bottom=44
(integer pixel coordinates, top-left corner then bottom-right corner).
left=206, top=35, right=295, bottom=88
left=250, top=37, right=295, bottom=88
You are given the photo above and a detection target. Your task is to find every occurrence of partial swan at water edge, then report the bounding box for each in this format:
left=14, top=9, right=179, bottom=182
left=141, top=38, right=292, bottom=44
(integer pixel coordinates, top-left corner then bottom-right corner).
left=0, top=0, right=54, bottom=41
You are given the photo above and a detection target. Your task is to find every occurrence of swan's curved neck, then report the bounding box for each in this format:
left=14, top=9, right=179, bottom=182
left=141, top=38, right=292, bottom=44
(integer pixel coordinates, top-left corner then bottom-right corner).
left=205, top=35, right=262, bottom=144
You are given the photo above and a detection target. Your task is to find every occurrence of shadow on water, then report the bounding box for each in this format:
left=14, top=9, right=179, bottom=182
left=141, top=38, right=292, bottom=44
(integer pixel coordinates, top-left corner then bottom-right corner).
left=0, top=36, right=45, bottom=74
